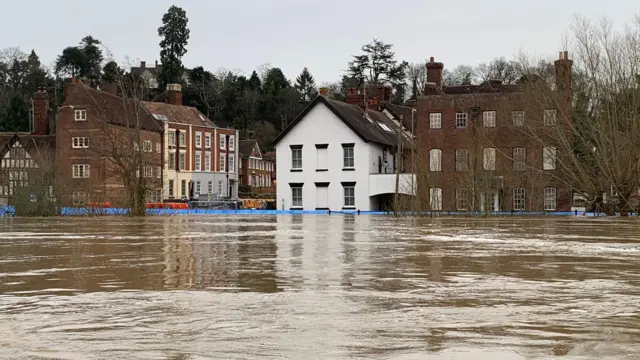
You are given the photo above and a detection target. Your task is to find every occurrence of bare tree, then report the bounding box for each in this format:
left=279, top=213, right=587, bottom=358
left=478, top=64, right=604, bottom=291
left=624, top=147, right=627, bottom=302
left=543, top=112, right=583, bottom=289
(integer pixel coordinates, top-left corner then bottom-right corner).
left=519, top=15, right=640, bottom=215
left=443, top=65, right=477, bottom=86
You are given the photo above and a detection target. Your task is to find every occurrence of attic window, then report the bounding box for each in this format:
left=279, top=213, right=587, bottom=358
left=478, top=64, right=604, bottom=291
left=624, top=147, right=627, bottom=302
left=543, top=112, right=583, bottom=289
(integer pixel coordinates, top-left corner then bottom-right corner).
left=152, top=113, right=168, bottom=121
left=377, top=122, right=394, bottom=133
left=198, top=114, right=206, bottom=122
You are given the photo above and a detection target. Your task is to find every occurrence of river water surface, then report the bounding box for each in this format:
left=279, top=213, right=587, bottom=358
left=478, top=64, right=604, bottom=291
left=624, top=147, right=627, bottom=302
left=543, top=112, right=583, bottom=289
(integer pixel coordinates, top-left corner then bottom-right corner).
left=0, top=215, right=639, bottom=359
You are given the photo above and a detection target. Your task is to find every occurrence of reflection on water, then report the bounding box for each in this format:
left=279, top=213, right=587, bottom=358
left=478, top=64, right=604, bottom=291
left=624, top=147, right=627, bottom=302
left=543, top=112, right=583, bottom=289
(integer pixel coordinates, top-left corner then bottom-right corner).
left=1, top=215, right=639, bottom=359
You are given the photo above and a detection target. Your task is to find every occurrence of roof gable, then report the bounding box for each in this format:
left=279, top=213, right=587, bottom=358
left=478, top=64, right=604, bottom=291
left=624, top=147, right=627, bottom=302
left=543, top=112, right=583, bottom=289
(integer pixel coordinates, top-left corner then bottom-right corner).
left=272, top=95, right=413, bottom=149
left=142, top=102, right=217, bottom=128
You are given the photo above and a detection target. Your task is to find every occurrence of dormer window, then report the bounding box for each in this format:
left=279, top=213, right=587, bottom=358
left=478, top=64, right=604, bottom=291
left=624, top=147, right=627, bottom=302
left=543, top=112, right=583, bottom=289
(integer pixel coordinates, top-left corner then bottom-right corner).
left=74, top=109, right=87, bottom=121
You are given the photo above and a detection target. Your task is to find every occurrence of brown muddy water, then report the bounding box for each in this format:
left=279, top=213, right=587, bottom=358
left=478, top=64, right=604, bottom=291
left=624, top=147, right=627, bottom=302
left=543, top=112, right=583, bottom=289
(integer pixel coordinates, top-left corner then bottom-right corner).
left=0, top=215, right=639, bottom=359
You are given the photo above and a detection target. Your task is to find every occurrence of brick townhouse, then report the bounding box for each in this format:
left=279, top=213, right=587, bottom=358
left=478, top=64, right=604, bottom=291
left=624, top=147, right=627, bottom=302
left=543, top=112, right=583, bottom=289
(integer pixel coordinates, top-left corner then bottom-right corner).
left=416, top=51, right=573, bottom=212
left=143, top=84, right=239, bottom=200
left=57, top=79, right=163, bottom=205
left=238, top=139, right=275, bottom=193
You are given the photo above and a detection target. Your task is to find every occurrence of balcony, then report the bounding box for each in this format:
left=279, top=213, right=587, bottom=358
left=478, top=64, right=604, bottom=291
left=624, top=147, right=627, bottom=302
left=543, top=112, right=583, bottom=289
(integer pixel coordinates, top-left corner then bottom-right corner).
left=369, top=173, right=416, bottom=196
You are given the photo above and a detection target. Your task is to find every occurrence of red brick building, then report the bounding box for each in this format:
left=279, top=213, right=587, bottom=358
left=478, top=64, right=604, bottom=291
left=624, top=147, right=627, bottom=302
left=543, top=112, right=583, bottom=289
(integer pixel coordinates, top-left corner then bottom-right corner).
left=238, top=140, right=275, bottom=194
left=416, top=51, right=574, bottom=212
left=56, top=79, right=164, bottom=206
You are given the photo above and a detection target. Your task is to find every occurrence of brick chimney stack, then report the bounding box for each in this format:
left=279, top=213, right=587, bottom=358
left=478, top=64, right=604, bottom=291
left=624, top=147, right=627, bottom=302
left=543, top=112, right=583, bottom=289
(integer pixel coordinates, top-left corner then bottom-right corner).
left=426, top=56, right=444, bottom=89
left=319, top=87, right=329, bottom=96
left=554, top=50, right=573, bottom=101
left=141, top=61, right=146, bottom=68
left=166, top=83, right=182, bottom=105
left=33, top=88, right=49, bottom=135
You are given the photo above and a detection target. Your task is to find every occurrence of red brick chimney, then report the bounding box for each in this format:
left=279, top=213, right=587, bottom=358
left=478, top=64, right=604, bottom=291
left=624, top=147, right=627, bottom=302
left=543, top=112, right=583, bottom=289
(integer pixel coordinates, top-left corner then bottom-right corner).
left=101, top=83, right=118, bottom=96
left=554, top=50, right=573, bottom=99
left=426, top=56, right=444, bottom=88
left=166, top=83, right=182, bottom=105
left=319, top=87, right=329, bottom=96
left=32, top=88, right=49, bottom=135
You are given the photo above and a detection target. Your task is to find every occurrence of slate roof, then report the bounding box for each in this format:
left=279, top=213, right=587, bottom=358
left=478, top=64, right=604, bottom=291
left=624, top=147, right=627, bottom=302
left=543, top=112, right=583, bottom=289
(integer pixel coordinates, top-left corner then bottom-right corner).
left=130, top=64, right=191, bottom=79
left=239, top=139, right=258, bottom=158
left=142, top=102, right=217, bottom=128
left=64, top=81, right=162, bottom=133
left=273, top=95, right=414, bottom=149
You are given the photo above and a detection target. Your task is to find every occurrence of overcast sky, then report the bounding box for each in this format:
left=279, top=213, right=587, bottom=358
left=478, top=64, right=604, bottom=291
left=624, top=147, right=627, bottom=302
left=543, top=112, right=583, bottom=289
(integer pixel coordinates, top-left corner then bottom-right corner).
left=1, top=0, right=637, bottom=84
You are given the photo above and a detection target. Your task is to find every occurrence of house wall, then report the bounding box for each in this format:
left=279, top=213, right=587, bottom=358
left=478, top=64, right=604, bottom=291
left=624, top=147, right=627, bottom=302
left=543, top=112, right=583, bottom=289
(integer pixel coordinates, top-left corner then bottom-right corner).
left=275, top=103, right=372, bottom=211
left=415, top=90, right=572, bottom=211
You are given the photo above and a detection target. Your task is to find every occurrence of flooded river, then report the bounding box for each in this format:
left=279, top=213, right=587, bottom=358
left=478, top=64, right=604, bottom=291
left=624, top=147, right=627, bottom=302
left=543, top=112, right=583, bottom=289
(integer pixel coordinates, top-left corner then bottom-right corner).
left=0, top=215, right=639, bottom=359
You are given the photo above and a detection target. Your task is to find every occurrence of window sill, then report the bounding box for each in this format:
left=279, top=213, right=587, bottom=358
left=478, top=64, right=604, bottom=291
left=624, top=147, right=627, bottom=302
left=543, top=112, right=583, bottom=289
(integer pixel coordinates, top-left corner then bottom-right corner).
left=342, top=207, right=356, bottom=210
left=290, top=207, right=303, bottom=210
left=290, top=169, right=302, bottom=172
left=315, top=207, right=329, bottom=211
left=316, top=169, right=328, bottom=172
left=342, top=168, right=355, bottom=171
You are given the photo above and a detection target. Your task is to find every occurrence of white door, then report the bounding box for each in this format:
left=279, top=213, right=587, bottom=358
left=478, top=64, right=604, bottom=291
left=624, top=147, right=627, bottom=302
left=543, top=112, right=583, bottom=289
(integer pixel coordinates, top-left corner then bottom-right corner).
left=316, top=186, right=328, bottom=209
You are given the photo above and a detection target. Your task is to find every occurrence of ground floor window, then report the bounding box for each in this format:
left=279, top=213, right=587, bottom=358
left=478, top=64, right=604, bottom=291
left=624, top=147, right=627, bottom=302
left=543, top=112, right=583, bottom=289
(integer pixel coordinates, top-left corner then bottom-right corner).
left=218, top=180, right=224, bottom=196
left=195, top=181, right=201, bottom=195
left=544, top=187, right=557, bottom=211
left=455, top=188, right=468, bottom=211
left=72, top=191, right=86, bottom=206
left=343, top=183, right=355, bottom=208
left=430, top=188, right=442, bottom=211
left=168, top=180, right=174, bottom=198
left=513, top=188, right=525, bottom=211
left=207, top=181, right=213, bottom=194
left=181, top=180, right=187, bottom=198
left=483, top=192, right=496, bottom=211
left=291, top=186, right=302, bottom=207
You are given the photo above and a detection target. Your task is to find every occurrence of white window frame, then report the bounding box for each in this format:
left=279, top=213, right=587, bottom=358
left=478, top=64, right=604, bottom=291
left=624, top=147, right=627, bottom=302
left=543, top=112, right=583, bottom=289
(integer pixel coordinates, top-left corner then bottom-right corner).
left=72, top=191, right=86, bottom=205
left=429, top=149, right=442, bottom=172
left=168, top=151, right=176, bottom=170
left=544, top=109, right=557, bottom=126
left=291, top=186, right=303, bottom=208
left=343, top=145, right=354, bottom=169
left=343, top=184, right=355, bottom=208
left=204, top=152, right=211, bottom=171
left=513, top=148, right=526, bottom=171
left=483, top=148, right=496, bottom=170
left=229, top=154, right=235, bottom=173
left=513, top=188, right=525, bottom=211
left=429, top=113, right=442, bottom=129
left=181, top=179, right=187, bottom=198
left=543, top=147, right=556, bottom=170
left=156, top=166, right=161, bottom=178
left=144, top=166, right=153, bottom=178
left=195, top=180, right=201, bottom=195
left=156, top=142, right=161, bottom=153
left=220, top=154, right=226, bottom=172
left=229, top=135, right=235, bottom=151
left=143, top=140, right=152, bottom=152
left=512, top=111, right=525, bottom=127
left=74, top=109, right=87, bottom=121
left=168, top=132, right=176, bottom=146
left=218, top=180, right=224, bottom=195
left=455, top=188, right=468, bottom=211
left=430, top=188, right=442, bottom=211
left=455, top=112, right=468, bottom=128
left=72, top=164, right=90, bottom=178
left=207, top=181, right=213, bottom=194
left=455, top=149, right=468, bottom=172
left=544, top=187, right=557, bottom=211
left=219, top=136, right=226, bottom=150
left=291, top=148, right=302, bottom=170
left=179, top=131, right=186, bottom=147
left=195, top=132, right=202, bottom=148
left=195, top=153, right=202, bottom=171
left=205, top=133, right=211, bottom=149
left=483, top=111, right=496, bottom=127
left=179, top=152, right=186, bottom=170
left=71, top=137, right=89, bottom=149
left=168, top=179, right=174, bottom=198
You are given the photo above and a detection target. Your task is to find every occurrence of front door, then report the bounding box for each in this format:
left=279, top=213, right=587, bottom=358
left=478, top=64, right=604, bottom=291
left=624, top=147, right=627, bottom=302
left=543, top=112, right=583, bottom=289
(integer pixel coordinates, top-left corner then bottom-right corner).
left=481, top=191, right=499, bottom=212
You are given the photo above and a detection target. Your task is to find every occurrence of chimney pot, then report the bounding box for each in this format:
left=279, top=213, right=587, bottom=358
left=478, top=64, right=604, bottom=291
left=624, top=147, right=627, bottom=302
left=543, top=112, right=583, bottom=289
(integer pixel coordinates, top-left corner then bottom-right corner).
left=429, top=56, right=434, bottom=63
left=319, top=87, right=329, bottom=96
left=563, top=50, right=569, bottom=60
left=141, top=61, right=146, bottom=68
left=558, top=51, right=563, bottom=60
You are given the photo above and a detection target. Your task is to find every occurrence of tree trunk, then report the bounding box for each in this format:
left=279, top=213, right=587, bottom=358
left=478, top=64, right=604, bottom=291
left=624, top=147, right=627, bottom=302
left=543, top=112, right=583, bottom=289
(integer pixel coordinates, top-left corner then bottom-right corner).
left=619, top=193, right=631, bottom=217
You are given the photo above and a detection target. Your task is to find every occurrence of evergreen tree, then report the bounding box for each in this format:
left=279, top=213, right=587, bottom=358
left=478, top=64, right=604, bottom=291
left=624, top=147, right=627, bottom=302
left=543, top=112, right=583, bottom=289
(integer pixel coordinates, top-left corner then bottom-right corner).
left=0, top=95, right=29, bottom=132
left=80, top=36, right=103, bottom=83
left=347, top=38, right=408, bottom=88
left=294, top=67, right=317, bottom=101
left=247, top=71, right=261, bottom=90
left=102, top=61, right=124, bottom=83
left=158, top=5, right=190, bottom=87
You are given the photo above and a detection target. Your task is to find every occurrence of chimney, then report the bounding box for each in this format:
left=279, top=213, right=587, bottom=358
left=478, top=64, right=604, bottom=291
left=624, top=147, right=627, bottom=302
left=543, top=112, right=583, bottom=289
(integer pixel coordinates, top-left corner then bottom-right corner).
left=101, top=83, right=118, bottom=96
left=554, top=50, right=573, bottom=100
left=426, top=56, right=444, bottom=89
left=319, top=87, right=329, bottom=96
left=166, top=83, right=182, bottom=105
left=33, top=88, right=49, bottom=135
left=141, top=61, right=146, bottom=68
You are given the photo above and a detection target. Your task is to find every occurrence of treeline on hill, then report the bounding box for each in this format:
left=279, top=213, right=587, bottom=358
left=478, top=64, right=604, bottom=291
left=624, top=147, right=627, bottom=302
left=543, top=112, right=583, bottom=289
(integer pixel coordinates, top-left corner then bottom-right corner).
left=0, top=5, right=559, bottom=151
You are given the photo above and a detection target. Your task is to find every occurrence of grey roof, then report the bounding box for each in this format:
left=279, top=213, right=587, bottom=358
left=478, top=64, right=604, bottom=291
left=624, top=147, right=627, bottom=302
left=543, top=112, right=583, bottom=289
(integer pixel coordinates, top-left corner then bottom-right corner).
left=273, top=95, right=414, bottom=149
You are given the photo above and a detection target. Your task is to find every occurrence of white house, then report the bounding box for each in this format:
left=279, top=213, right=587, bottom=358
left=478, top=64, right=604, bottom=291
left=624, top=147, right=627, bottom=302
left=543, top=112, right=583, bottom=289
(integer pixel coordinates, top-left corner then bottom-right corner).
left=273, top=95, right=415, bottom=211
